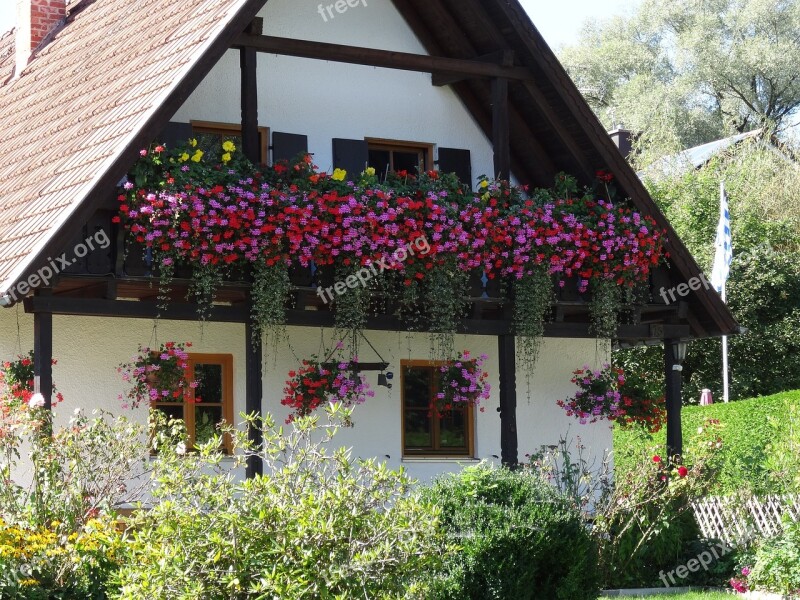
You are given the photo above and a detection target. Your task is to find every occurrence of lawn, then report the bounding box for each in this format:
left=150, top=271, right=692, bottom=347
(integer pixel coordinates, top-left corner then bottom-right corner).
left=601, top=593, right=732, bottom=599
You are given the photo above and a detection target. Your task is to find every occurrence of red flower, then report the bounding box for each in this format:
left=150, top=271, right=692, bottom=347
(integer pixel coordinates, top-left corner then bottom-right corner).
left=677, top=466, right=688, bottom=478
left=653, top=455, right=662, bottom=463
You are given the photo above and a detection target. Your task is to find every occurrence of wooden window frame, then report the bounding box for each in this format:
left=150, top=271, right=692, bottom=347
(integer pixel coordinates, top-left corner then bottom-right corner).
left=191, top=120, right=270, bottom=164
left=152, top=353, right=234, bottom=453
left=400, top=359, right=475, bottom=458
left=366, top=138, right=435, bottom=175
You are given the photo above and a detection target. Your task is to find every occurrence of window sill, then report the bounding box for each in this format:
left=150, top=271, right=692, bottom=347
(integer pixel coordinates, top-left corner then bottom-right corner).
left=401, top=456, right=481, bottom=463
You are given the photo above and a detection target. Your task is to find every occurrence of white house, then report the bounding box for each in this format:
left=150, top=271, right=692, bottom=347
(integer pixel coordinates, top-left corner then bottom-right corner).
left=0, top=0, right=738, bottom=483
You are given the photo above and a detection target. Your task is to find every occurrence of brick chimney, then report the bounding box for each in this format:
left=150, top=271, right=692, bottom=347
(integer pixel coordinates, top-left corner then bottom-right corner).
left=15, top=0, right=65, bottom=76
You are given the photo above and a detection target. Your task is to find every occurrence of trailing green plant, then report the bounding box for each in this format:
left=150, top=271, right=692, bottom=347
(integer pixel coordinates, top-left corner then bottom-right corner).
left=419, top=463, right=601, bottom=600
left=425, top=259, right=468, bottom=360
left=114, top=405, right=445, bottom=599
left=590, top=278, right=623, bottom=338
left=250, top=260, right=290, bottom=345
left=513, top=266, right=552, bottom=373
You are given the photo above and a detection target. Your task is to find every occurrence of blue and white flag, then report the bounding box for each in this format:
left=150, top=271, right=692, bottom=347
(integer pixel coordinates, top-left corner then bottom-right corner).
left=710, top=181, right=732, bottom=294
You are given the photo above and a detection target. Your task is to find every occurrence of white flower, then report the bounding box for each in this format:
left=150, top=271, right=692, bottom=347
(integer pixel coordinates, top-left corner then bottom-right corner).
left=698, top=427, right=704, bottom=434
left=175, top=442, right=187, bottom=456
left=28, top=393, right=46, bottom=409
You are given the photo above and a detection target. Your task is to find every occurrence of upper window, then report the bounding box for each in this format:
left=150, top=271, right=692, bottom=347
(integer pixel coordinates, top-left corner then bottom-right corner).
left=152, top=353, right=234, bottom=452
left=367, top=139, right=434, bottom=180
left=401, top=361, right=474, bottom=457
left=191, top=121, right=270, bottom=164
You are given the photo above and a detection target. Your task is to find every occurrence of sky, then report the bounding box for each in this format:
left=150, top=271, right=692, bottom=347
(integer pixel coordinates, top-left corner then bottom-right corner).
left=0, top=1, right=640, bottom=49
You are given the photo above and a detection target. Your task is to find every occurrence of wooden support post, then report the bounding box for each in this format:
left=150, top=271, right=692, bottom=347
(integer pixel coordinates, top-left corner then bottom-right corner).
left=665, top=339, right=683, bottom=458
left=245, top=321, right=263, bottom=478
left=498, top=334, right=518, bottom=468
left=492, top=76, right=510, bottom=180
left=33, top=291, right=53, bottom=410
left=240, top=45, right=259, bottom=164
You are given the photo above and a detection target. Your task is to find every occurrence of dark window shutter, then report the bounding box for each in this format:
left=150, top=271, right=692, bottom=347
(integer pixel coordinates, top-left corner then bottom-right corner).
left=272, top=132, right=309, bottom=164
left=332, top=138, right=368, bottom=179
left=438, top=148, right=472, bottom=188
left=159, top=121, right=193, bottom=150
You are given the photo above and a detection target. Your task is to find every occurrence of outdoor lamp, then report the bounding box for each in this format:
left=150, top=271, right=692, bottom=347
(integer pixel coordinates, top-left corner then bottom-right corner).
left=672, top=341, right=689, bottom=371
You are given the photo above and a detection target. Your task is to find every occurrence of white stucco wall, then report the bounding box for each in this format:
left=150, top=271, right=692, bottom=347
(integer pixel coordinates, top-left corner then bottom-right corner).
left=170, top=0, right=497, bottom=185
left=0, top=306, right=611, bottom=483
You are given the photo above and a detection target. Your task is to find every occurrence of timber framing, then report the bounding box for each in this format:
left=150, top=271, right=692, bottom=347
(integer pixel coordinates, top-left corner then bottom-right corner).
left=23, top=291, right=691, bottom=342
left=231, top=34, right=533, bottom=81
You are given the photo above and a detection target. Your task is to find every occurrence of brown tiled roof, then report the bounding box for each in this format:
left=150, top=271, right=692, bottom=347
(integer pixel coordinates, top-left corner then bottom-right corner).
left=0, top=0, right=264, bottom=295
left=0, top=30, right=13, bottom=83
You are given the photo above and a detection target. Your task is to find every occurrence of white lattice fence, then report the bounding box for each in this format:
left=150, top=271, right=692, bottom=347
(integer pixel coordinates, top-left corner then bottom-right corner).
left=692, top=495, right=800, bottom=545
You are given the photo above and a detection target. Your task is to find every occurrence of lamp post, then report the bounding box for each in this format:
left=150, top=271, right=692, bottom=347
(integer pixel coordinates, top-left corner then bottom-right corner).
left=665, top=339, right=688, bottom=458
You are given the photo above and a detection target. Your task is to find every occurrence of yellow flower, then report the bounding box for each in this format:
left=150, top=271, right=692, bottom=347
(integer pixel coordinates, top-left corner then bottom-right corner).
left=364, top=167, right=376, bottom=177
left=191, top=150, right=204, bottom=163
left=189, top=138, right=198, bottom=147
left=479, top=180, right=489, bottom=189
left=332, top=168, right=347, bottom=182
left=222, top=140, right=236, bottom=153
left=179, top=152, right=190, bottom=163
left=222, top=152, right=232, bottom=164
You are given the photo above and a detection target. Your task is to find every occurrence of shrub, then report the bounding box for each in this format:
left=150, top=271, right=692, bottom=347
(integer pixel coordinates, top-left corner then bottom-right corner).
left=419, top=463, right=600, bottom=600
left=748, top=518, right=800, bottom=595
left=594, top=421, right=724, bottom=588
left=613, top=390, right=800, bottom=496
left=0, top=405, right=149, bottom=599
left=0, top=517, right=124, bottom=600
left=113, top=405, right=445, bottom=599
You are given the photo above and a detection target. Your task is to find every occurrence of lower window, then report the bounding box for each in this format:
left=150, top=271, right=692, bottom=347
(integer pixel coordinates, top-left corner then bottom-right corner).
left=401, top=361, right=474, bottom=457
left=153, top=354, right=234, bottom=452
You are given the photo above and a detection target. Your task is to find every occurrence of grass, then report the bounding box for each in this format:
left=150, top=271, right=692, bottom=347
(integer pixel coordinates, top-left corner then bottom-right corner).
left=600, top=593, right=733, bottom=599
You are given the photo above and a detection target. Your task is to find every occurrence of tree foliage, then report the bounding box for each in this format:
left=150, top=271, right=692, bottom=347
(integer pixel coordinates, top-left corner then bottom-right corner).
left=560, top=0, right=800, bottom=162
left=616, top=140, right=800, bottom=401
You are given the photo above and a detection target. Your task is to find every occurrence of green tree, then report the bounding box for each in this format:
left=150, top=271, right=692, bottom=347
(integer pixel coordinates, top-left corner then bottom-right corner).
left=616, top=140, right=800, bottom=401
left=560, top=0, right=800, bottom=162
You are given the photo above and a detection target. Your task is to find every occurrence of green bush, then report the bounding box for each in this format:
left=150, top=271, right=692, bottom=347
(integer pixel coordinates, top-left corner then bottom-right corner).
left=614, top=390, right=800, bottom=496
left=113, top=405, right=445, bottom=599
left=419, top=463, right=600, bottom=600
left=0, top=406, right=148, bottom=599
left=0, top=517, right=123, bottom=600
left=748, top=518, right=800, bottom=595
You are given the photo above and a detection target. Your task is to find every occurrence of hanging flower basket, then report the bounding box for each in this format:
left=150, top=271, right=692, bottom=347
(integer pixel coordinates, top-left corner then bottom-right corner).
left=118, top=342, right=197, bottom=409
left=557, top=364, right=665, bottom=433
left=433, top=351, right=491, bottom=415
left=281, top=355, right=374, bottom=423
left=0, top=351, right=63, bottom=416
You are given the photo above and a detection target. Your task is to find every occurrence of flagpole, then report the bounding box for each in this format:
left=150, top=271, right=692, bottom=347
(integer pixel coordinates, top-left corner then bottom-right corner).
left=721, top=283, right=730, bottom=403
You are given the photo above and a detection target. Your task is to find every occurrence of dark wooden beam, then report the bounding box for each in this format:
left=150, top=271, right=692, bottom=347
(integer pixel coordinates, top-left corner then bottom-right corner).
left=23, top=293, right=693, bottom=340
left=245, top=319, right=263, bottom=478
left=664, top=339, right=683, bottom=458
left=24, top=296, right=249, bottom=323
left=432, top=50, right=514, bottom=86
left=33, top=290, right=53, bottom=411
left=240, top=46, right=259, bottom=164
left=498, top=334, right=518, bottom=467
left=232, top=34, right=533, bottom=81
left=492, top=74, right=510, bottom=180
